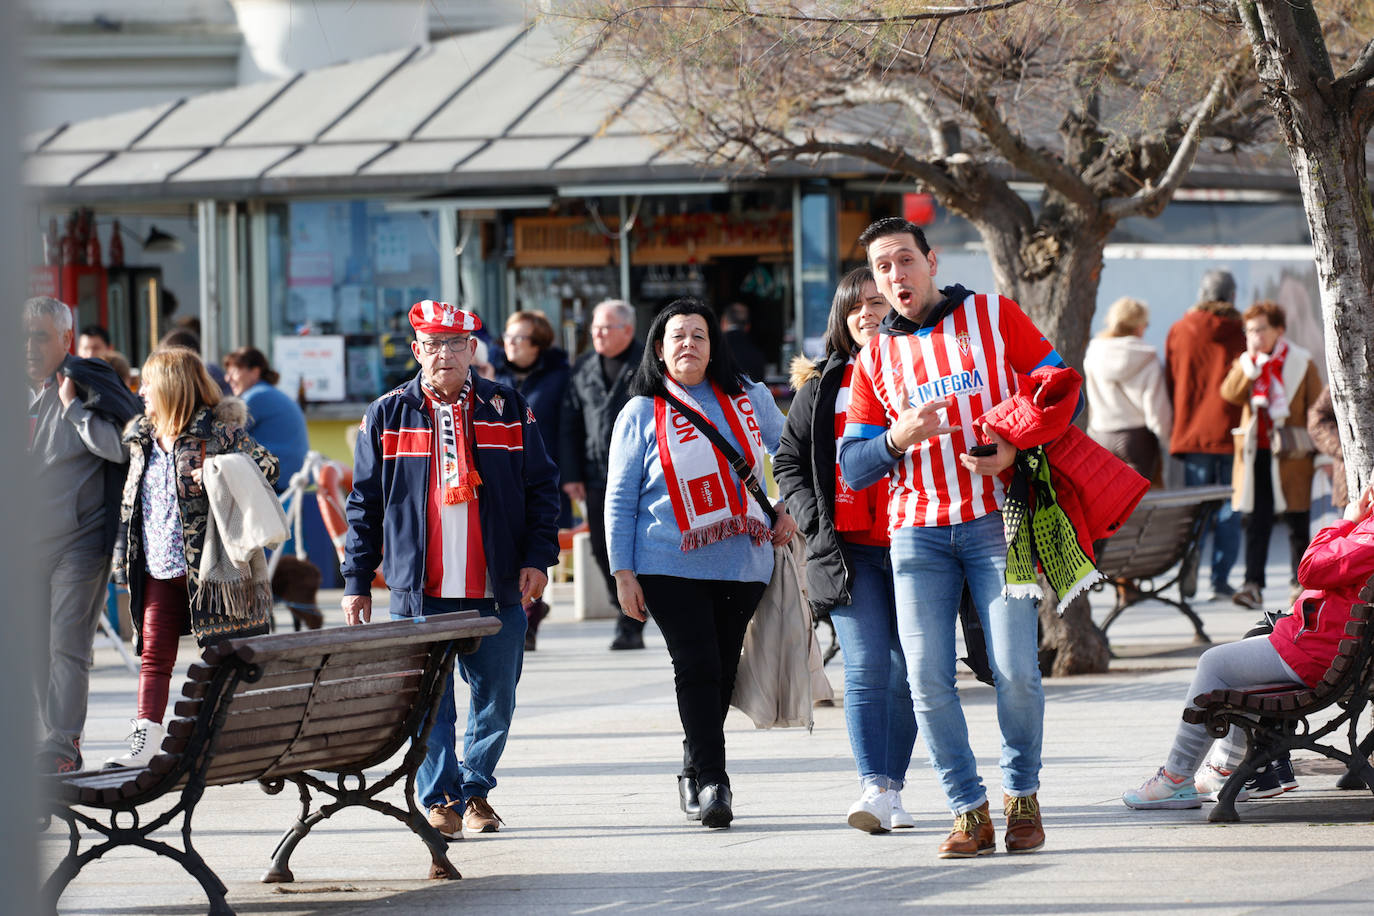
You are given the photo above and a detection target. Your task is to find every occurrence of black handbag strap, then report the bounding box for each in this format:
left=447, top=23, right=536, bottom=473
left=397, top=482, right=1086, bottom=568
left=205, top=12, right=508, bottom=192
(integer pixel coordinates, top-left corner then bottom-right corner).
left=660, top=389, right=778, bottom=526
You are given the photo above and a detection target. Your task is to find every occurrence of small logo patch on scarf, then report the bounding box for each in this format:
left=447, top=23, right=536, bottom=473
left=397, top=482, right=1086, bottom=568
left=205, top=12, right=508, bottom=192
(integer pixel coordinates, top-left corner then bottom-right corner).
left=688, top=475, right=725, bottom=514
left=491, top=394, right=505, bottom=415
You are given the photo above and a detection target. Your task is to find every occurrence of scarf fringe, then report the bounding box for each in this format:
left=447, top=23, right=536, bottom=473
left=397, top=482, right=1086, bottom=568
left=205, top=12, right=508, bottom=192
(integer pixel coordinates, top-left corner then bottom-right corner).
left=190, top=576, right=273, bottom=620
left=680, top=515, right=774, bottom=552
left=443, top=471, right=482, bottom=505
left=1052, top=568, right=1106, bottom=616
left=1002, top=582, right=1043, bottom=601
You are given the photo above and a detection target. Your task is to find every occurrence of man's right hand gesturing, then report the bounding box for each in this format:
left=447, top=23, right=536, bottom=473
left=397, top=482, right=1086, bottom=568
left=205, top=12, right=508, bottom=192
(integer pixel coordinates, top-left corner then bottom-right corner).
left=889, top=396, right=959, bottom=451
left=342, top=594, right=372, bottom=626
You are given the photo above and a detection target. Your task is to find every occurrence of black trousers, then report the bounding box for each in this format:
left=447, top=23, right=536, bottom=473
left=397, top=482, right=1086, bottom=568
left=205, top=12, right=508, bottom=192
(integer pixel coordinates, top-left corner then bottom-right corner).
left=1243, top=448, right=1310, bottom=588
left=638, top=574, right=766, bottom=787
left=587, top=485, right=645, bottom=640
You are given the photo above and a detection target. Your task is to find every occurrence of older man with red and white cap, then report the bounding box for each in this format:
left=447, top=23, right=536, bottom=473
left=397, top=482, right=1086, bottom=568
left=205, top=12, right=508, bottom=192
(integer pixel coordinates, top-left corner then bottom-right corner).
left=341, top=300, right=561, bottom=845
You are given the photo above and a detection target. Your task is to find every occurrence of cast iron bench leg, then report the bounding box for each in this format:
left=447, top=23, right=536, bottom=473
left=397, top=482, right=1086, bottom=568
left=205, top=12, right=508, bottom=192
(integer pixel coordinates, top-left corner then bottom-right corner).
left=1208, top=756, right=1264, bottom=824
left=1337, top=730, right=1374, bottom=789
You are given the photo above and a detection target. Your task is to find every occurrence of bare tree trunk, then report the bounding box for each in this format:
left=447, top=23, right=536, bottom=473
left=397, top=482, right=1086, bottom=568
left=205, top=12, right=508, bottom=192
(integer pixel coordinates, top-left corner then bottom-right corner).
left=972, top=214, right=1111, bottom=373
left=1240, top=0, right=1374, bottom=495
left=1038, top=578, right=1112, bottom=678
left=974, top=217, right=1116, bottom=675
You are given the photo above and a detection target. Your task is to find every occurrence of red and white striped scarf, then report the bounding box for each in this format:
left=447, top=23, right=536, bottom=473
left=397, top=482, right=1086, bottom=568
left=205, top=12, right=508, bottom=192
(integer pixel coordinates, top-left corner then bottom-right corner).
left=654, top=376, right=772, bottom=551
left=424, top=378, right=482, bottom=504
left=1251, top=337, right=1290, bottom=423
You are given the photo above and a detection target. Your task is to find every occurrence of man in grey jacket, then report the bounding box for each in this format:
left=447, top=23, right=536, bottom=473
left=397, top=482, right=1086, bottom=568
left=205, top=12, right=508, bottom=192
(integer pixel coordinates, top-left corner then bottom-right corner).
left=561, top=300, right=647, bottom=650
left=26, top=296, right=130, bottom=773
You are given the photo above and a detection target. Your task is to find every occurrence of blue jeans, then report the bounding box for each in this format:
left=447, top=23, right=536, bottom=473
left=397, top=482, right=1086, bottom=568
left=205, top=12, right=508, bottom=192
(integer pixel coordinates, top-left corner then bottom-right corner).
left=1182, top=453, right=1241, bottom=591
left=395, top=598, right=527, bottom=812
left=890, top=513, right=1043, bottom=814
left=829, top=541, right=916, bottom=790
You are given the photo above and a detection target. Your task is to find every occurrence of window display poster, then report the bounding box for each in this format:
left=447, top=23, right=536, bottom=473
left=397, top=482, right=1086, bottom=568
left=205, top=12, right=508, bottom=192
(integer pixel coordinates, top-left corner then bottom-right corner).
left=346, top=344, right=383, bottom=401
left=374, top=223, right=412, bottom=275
left=274, top=334, right=346, bottom=402
left=337, top=284, right=373, bottom=334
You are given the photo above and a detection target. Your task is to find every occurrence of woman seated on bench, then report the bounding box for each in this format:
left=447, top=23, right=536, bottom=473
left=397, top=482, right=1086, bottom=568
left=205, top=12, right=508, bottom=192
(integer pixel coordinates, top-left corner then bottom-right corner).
left=1124, top=477, right=1374, bottom=809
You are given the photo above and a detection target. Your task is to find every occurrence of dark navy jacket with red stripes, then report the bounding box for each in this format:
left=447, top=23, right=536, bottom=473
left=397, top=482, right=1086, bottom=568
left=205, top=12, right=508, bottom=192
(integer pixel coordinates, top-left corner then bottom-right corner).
left=341, top=371, right=562, bottom=617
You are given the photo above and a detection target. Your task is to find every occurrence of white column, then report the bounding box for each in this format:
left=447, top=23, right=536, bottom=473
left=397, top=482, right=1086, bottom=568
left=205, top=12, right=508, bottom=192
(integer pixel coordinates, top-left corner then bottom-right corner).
left=247, top=201, right=271, bottom=351
left=437, top=206, right=460, bottom=305
left=618, top=196, right=631, bottom=301
left=197, top=199, right=220, bottom=361
left=230, top=0, right=430, bottom=83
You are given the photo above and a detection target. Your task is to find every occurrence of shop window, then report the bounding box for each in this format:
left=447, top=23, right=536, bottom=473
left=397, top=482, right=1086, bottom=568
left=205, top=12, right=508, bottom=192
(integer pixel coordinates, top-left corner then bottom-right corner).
left=266, top=201, right=441, bottom=402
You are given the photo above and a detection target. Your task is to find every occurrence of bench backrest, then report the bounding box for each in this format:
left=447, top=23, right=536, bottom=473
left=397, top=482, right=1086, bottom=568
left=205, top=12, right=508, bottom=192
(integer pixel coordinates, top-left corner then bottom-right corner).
left=1189, top=579, right=1374, bottom=717
left=1295, top=580, right=1374, bottom=707
left=159, top=614, right=499, bottom=789
left=1095, top=485, right=1232, bottom=581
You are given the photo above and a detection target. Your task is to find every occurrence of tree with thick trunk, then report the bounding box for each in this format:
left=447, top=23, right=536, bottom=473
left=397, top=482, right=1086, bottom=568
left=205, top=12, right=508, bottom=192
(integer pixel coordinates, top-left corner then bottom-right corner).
left=562, top=1, right=1266, bottom=673
left=1231, top=0, right=1374, bottom=498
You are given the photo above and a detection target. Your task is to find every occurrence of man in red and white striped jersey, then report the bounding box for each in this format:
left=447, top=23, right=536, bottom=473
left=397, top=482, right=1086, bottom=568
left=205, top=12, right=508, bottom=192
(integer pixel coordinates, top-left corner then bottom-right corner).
left=839, top=218, right=1076, bottom=859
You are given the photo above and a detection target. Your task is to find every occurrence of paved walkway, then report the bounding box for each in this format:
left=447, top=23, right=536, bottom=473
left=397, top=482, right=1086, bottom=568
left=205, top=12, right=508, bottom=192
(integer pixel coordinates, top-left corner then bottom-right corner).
left=44, top=565, right=1374, bottom=915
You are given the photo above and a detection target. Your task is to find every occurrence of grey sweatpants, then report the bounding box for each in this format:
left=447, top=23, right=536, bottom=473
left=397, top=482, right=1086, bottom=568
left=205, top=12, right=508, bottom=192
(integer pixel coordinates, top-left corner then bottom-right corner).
left=1166, top=635, right=1302, bottom=777
left=33, top=542, right=111, bottom=759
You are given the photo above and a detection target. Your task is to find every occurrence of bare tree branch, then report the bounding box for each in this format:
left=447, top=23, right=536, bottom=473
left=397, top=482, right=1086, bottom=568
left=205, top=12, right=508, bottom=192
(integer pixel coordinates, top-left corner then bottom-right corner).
left=835, top=79, right=955, bottom=156
left=1103, top=58, right=1239, bottom=219
left=566, top=1, right=1030, bottom=28
left=1334, top=36, right=1374, bottom=94
left=923, top=67, right=1099, bottom=213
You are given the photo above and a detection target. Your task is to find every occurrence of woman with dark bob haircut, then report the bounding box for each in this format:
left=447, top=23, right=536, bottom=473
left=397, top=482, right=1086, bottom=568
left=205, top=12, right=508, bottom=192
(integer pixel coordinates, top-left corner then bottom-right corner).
left=604, top=297, right=797, bottom=829
left=774, top=267, right=920, bottom=833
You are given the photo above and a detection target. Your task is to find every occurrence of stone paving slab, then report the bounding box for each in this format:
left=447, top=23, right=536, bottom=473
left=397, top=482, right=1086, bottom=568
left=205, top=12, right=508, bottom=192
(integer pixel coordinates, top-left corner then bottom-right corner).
left=43, top=565, right=1374, bottom=915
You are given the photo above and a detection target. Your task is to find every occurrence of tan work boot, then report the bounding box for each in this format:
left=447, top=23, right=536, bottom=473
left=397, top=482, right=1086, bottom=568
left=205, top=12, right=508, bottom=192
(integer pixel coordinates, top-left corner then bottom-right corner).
left=427, top=803, right=462, bottom=840
left=1003, top=792, right=1045, bottom=854
left=463, top=795, right=504, bottom=833
left=937, top=800, right=995, bottom=858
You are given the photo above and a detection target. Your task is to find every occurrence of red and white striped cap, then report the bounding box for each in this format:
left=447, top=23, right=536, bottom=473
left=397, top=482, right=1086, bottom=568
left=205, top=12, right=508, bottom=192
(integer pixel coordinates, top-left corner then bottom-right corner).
left=408, top=299, right=482, bottom=335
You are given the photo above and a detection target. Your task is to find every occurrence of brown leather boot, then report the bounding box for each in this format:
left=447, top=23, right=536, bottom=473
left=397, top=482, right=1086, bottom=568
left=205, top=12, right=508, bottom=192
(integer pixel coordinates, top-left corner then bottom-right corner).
left=937, top=801, right=995, bottom=858
left=1003, top=792, right=1045, bottom=854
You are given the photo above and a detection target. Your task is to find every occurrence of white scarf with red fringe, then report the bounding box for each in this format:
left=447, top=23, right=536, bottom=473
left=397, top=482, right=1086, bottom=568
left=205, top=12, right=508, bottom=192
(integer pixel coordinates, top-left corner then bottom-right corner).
left=655, top=376, right=772, bottom=552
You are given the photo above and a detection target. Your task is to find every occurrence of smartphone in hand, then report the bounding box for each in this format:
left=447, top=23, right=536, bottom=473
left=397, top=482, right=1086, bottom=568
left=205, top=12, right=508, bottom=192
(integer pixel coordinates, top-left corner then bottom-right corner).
left=967, top=442, right=998, bottom=458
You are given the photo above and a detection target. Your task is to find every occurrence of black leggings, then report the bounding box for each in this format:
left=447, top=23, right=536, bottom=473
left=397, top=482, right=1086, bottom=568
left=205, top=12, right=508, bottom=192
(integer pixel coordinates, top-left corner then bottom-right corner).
left=638, top=575, right=766, bottom=788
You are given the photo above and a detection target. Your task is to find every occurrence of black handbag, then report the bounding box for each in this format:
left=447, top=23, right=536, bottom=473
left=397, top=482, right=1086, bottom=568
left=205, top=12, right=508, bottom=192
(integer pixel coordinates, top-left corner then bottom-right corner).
left=659, top=389, right=778, bottom=525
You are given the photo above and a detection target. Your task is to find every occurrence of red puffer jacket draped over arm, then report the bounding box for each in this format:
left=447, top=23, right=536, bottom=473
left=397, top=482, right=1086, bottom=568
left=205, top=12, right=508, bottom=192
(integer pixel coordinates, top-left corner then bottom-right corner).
left=978, top=366, right=1149, bottom=561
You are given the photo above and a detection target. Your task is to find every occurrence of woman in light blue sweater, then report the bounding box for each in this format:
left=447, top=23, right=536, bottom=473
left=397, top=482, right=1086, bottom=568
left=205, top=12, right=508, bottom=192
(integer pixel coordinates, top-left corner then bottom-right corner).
left=606, top=298, right=796, bottom=830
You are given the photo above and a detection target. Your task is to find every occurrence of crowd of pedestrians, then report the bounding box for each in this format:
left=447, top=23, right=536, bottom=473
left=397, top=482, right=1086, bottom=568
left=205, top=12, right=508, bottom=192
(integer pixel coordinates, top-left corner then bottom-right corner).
left=27, top=214, right=1366, bottom=857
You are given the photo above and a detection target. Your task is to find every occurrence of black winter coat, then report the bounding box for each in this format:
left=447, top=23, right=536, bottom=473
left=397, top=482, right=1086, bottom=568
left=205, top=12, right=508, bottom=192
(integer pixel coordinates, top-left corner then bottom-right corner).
left=493, top=346, right=573, bottom=527
left=559, top=339, right=645, bottom=490
left=774, top=351, right=854, bottom=617
left=60, top=354, right=144, bottom=553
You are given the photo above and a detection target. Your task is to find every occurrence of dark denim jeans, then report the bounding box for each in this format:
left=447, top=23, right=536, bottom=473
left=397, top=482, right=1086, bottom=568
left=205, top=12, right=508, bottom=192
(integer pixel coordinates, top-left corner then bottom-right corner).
left=396, top=598, right=527, bottom=811
left=1181, top=453, right=1242, bottom=592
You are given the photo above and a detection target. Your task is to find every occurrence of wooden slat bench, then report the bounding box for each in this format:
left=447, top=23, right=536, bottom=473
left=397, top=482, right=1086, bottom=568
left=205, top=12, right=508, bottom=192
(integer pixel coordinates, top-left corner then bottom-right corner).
left=43, top=612, right=500, bottom=916
left=1181, top=577, right=1374, bottom=822
left=1094, top=485, right=1233, bottom=642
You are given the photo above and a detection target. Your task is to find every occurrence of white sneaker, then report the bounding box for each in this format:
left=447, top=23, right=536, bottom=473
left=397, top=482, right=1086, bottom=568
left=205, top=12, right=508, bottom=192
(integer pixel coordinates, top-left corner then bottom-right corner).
left=102, top=718, right=166, bottom=770
left=1194, top=763, right=1251, bottom=802
left=889, top=790, right=915, bottom=829
left=846, top=785, right=892, bottom=834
